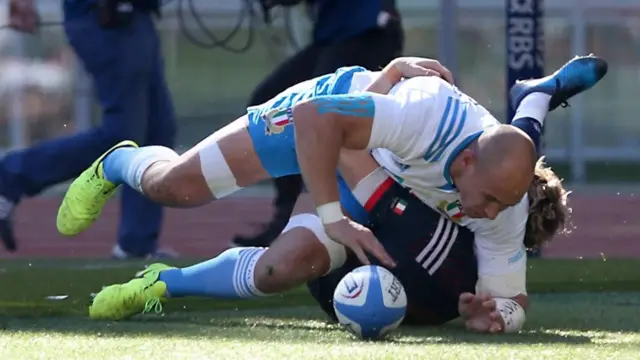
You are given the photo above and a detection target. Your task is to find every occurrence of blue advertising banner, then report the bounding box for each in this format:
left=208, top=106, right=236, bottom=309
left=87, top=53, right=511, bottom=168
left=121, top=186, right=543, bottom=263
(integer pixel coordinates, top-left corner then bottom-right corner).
left=506, top=0, right=544, bottom=258
left=506, top=0, right=544, bottom=121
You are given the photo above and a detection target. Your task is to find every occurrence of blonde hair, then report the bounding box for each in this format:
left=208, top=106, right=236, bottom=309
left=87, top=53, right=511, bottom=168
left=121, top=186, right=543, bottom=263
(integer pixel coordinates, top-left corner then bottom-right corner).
left=524, top=157, right=572, bottom=248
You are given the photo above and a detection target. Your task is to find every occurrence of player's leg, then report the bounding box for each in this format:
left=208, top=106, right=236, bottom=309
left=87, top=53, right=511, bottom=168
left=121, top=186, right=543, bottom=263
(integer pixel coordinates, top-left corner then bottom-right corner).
left=108, top=116, right=270, bottom=205
left=509, top=55, right=608, bottom=153
left=88, top=213, right=348, bottom=320
left=116, top=24, right=178, bottom=258
left=307, top=255, right=361, bottom=323
left=56, top=114, right=273, bottom=236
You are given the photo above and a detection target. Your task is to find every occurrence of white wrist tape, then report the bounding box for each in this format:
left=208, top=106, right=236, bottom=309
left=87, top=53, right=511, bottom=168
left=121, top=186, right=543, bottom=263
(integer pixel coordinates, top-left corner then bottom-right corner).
left=494, top=298, right=526, bottom=333
left=316, top=202, right=344, bottom=224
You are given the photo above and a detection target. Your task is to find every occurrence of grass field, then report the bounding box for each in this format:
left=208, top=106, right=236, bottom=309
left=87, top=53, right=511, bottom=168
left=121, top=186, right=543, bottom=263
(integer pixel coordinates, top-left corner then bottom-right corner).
left=1, top=258, right=640, bottom=359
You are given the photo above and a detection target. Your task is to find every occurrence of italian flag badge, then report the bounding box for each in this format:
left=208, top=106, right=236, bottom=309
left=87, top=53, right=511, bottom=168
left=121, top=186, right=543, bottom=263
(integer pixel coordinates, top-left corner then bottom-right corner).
left=393, top=199, right=407, bottom=215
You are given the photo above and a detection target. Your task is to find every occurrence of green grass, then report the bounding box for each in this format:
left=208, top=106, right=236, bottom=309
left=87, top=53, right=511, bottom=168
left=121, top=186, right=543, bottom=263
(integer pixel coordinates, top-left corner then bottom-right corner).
left=1, top=258, right=640, bottom=359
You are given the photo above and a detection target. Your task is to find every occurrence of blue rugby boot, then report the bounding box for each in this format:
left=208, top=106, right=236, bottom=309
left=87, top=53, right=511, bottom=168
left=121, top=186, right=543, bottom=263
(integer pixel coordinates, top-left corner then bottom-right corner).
left=510, top=54, right=608, bottom=112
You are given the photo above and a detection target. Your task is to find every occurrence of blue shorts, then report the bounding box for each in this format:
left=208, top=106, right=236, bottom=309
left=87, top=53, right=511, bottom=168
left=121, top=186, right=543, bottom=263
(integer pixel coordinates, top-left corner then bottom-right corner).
left=246, top=66, right=367, bottom=178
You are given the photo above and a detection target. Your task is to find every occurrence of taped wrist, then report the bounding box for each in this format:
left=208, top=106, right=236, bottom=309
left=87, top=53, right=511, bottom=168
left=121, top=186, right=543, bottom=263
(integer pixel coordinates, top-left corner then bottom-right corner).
left=316, top=202, right=344, bottom=224
left=494, top=297, right=526, bottom=333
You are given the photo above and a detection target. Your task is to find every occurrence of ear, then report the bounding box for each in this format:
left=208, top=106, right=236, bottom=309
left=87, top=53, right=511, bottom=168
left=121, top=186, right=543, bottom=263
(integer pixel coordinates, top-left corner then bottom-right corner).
left=459, top=148, right=477, bottom=169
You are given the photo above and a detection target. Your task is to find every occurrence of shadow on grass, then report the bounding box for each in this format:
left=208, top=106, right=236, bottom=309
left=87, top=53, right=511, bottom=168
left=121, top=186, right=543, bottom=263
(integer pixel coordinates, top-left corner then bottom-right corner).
left=0, top=309, right=595, bottom=346
left=389, top=325, right=592, bottom=345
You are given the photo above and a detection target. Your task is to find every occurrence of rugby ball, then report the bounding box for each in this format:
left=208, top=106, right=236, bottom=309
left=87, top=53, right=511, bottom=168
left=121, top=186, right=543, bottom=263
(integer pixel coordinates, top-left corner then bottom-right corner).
left=333, top=265, right=407, bottom=340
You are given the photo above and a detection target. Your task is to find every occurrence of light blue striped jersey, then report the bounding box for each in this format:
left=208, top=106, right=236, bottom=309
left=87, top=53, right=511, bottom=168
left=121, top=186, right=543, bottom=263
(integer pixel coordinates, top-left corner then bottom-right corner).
left=369, top=76, right=503, bottom=227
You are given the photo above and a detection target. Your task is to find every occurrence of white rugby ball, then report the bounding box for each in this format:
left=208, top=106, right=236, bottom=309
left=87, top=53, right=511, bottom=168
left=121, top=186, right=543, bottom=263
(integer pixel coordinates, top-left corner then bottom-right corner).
left=333, top=265, right=407, bottom=340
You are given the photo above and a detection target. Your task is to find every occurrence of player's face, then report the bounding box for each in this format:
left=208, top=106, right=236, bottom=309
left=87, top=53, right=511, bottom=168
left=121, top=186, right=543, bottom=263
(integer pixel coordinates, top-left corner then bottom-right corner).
left=456, top=167, right=522, bottom=220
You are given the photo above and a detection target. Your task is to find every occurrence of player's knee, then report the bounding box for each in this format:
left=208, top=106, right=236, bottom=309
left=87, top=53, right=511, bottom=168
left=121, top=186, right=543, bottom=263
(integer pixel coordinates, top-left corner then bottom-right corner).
left=253, top=214, right=347, bottom=293
left=138, top=149, right=201, bottom=206
left=281, top=213, right=347, bottom=274
left=253, top=253, right=304, bottom=294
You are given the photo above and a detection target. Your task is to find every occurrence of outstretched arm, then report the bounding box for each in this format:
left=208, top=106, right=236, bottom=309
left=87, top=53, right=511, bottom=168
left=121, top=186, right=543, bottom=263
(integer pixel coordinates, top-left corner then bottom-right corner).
left=459, top=276, right=529, bottom=334
left=460, top=201, right=530, bottom=334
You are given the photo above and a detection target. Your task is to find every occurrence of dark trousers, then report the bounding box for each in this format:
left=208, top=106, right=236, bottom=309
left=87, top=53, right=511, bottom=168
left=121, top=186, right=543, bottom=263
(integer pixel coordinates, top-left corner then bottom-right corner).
left=0, top=8, right=176, bottom=256
left=308, top=178, right=477, bottom=325
left=235, top=22, right=403, bottom=246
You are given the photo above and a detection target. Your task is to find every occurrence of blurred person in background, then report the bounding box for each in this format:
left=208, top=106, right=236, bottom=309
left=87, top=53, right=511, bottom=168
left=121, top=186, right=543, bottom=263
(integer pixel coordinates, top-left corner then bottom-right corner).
left=232, top=0, right=404, bottom=248
left=0, top=16, right=75, bottom=145
left=3, top=0, right=176, bottom=259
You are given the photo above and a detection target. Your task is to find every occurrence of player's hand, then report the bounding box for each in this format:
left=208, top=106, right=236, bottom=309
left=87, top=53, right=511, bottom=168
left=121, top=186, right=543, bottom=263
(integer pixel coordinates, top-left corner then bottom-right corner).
left=324, top=218, right=396, bottom=268
left=391, top=57, right=455, bottom=84
left=9, top=0, right=38, bottom=33
left=458, top=292, right=505, bottom=334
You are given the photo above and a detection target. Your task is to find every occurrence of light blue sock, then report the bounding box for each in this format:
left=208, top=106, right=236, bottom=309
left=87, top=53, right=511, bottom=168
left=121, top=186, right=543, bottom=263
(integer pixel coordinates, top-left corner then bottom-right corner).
left=102, top=146, right=178, bottom=192
left=158, top=247, right=267, bottom=298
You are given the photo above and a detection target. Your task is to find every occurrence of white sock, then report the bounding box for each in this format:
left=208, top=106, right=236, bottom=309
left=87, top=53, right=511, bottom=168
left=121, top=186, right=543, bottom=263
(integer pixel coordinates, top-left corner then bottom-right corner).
left=513, top=93, right=552, bottom=125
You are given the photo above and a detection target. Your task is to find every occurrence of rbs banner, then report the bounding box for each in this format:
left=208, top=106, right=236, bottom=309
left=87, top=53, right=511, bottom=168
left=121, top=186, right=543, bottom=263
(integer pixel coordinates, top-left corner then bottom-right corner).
left=506, top=0, right=544, bottom=258
left=506, top=0, right=544, bottom=121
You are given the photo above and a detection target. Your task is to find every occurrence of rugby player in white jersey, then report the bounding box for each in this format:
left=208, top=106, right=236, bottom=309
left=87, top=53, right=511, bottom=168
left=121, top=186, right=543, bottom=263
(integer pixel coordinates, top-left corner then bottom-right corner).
left=59, top=55, right=605, bottom=332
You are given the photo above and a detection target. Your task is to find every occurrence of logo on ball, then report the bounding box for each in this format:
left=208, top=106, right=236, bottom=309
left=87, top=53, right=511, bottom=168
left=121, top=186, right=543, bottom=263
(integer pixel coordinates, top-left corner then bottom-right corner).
left=340, top=274, right=364, bottom=299
left=333, top=265, right=407, bottom=341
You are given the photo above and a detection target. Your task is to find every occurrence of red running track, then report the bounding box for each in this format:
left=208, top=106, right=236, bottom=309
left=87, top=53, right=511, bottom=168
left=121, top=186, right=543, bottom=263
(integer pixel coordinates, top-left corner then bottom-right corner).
left=2, top=194, right=639, bottom=259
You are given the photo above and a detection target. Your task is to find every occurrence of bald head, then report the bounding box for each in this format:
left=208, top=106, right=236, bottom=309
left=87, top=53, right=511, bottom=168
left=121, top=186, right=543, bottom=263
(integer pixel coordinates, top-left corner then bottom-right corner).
left=476, top=124, right=536, bottom=202
left=448, top=124, right=538, bottom=219
left=478, top=125, right=537, bottom=168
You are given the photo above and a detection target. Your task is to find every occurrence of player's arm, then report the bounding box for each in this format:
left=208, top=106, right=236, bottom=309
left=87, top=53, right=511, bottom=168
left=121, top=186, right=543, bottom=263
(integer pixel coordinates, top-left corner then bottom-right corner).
left=366, top=57, right=454, bottom=95
left=473, top=255, right=529, bottom=334
left=292, top=92, right=401, bottom=221
left=465, top=201, right=530, bottom=333
left=291, top=91, right=411, bottom=268
left=293, top=57, right=450, bottom=217
left=292, top=77, right=438, bottom=214
left=461, top=246, right=529, bottom=334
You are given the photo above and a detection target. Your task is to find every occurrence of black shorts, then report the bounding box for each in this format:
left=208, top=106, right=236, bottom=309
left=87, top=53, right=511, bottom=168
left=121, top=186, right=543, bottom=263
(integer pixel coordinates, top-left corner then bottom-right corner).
left=307, top=178, right=478, bottom=325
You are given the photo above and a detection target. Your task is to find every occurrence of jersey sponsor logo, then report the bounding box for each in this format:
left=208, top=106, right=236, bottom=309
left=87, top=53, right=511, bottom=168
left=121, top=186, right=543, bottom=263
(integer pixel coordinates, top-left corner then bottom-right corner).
left=437, top=200, right=465, bottom=222
left=262, top=108, right=293, bottom=135
left=415, top=216, right=459, bottom=275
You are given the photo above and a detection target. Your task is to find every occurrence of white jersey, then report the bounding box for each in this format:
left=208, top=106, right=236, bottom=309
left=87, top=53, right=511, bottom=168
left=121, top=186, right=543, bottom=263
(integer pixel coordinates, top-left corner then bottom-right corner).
left=347, top=72, right=529, bottom=298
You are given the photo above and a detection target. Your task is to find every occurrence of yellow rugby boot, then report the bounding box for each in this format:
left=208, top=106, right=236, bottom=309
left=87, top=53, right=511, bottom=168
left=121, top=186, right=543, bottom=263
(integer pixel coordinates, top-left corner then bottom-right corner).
left=89, top=263, right=175, bottom=320
left=56, top=140, right=138, bottom=236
